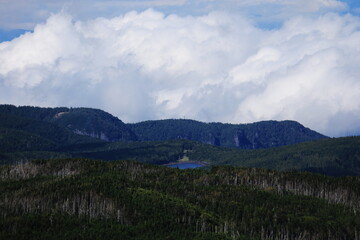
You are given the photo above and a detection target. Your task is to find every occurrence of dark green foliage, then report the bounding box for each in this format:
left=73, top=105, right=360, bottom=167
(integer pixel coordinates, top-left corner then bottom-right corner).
left=0, top=112, right=99, bottom=147
left=0, top=104, right=359, bottom=176
left=188, top=136, right=360, bottom=176
left=51, top=108, right=138, bottom=141
left=0, top=105, right=137, bottom=142
left=70, top=141, right=185, bottom=165
left=128, top=119, right=327, bottom=149
left=1, top=159, right=359, bottom=239
left=62, top=136, right=360, bottom=176
left=0, top=128, right=56, bottom=152
left=1, top=119, right=360, bottom=175
left=0, top=104, right=68, bottom=121
left=0, top=105, right=327, bottom=149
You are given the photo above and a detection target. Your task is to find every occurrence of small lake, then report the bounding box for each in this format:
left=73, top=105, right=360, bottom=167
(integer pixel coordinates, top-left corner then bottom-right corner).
left=167, top=162, right=205, bottom=169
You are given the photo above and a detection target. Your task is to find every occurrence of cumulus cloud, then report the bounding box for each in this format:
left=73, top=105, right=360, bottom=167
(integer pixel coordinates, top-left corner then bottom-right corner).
left=1, top=9, right=360, bottom=136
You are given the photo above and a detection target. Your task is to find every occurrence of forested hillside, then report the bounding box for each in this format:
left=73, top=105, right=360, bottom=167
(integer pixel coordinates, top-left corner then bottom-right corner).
left=0, top=105, right=137, bottom=142
left=128, top=119, right=327, bottom=148
left=0, top=112, right=102, bottom=150
left=57, top=136, right=360, bottom=176
left=187, top=136, right=360, bottom=176
left=0, top=104, right=358, bottom=176
left=0, top=105, right=327, bottom=149
left=1, top=159, right=359, bottom=239
left=1, top=112, right=360, bottom=175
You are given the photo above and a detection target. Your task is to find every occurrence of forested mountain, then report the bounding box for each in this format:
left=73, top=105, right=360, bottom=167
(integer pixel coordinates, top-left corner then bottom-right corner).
left=1, top=128, right=359, bottom=176
left=0, top=105, right=327, bottom=149
left=128, top=119, right=327, bottom=149
left=0, top=104, right=358, bottom=176
left=0, top=105, right=137, bottom=142
left=0, top=112, right=102, bottom=150
left=1, top=158, right=359, bottom=239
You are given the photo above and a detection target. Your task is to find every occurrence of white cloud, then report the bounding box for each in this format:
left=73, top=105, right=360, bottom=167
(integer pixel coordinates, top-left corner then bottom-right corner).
left=1, top=9, right=360, bottom=136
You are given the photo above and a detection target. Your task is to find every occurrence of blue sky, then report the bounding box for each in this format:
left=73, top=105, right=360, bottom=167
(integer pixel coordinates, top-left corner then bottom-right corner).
left=0, top=0, right=359, bottom=38
left=1, top=0, right=360, bottom=136
left=1, top=0, right=359, bottom=31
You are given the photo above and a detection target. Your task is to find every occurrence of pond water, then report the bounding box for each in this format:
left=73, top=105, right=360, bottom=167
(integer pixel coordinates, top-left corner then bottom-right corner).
left=167, top=162, right=205, bottom=169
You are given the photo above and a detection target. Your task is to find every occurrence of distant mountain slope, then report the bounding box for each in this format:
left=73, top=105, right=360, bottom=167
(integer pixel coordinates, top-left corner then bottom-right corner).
left=0, top=112, right=99, bottom=148
left=0, top=105, right=326, bottom=149
left=0, top=105, right=137, bottom=142
left=0, top=111, right=359, bottom=175
left=128, top=119, right=327, bottom=149
left=187, top=136, right=360, bottom=176
left=0, top=128, right=56, bottom=152
left=63, top=136, right=360, bottom=176
left=51, top=108, right=137, bottom=141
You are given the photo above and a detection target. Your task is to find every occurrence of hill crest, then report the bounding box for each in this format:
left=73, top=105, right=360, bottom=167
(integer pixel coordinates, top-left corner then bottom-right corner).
left=0, top=104, right=327, bottom=150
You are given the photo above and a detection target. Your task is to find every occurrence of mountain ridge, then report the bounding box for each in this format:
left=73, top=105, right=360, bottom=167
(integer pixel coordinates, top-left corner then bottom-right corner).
left=0, top=105, right=137, bottom=142
left=0, top=104, right=328, bottom=150
left=128, top=118, right=327, bottom=149
left=0, top=104, right=359, bottom=176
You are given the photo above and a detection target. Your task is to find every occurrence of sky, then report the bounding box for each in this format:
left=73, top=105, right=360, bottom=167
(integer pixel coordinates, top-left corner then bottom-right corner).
left=0, top=0, right=360, bottom=137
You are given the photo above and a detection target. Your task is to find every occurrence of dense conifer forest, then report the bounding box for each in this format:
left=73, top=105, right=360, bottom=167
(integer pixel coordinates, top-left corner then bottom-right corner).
left=1, top=159, right=360, bottom=239
left=1, top=134, right=360, bottom=176
left=0, top=104, right=326, bottom=149
left=128, top=119, right=327, bottom=148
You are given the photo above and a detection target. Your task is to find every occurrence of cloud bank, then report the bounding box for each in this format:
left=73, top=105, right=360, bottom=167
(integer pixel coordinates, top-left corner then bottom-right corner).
left=1, top=9, right=360, bottom=136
